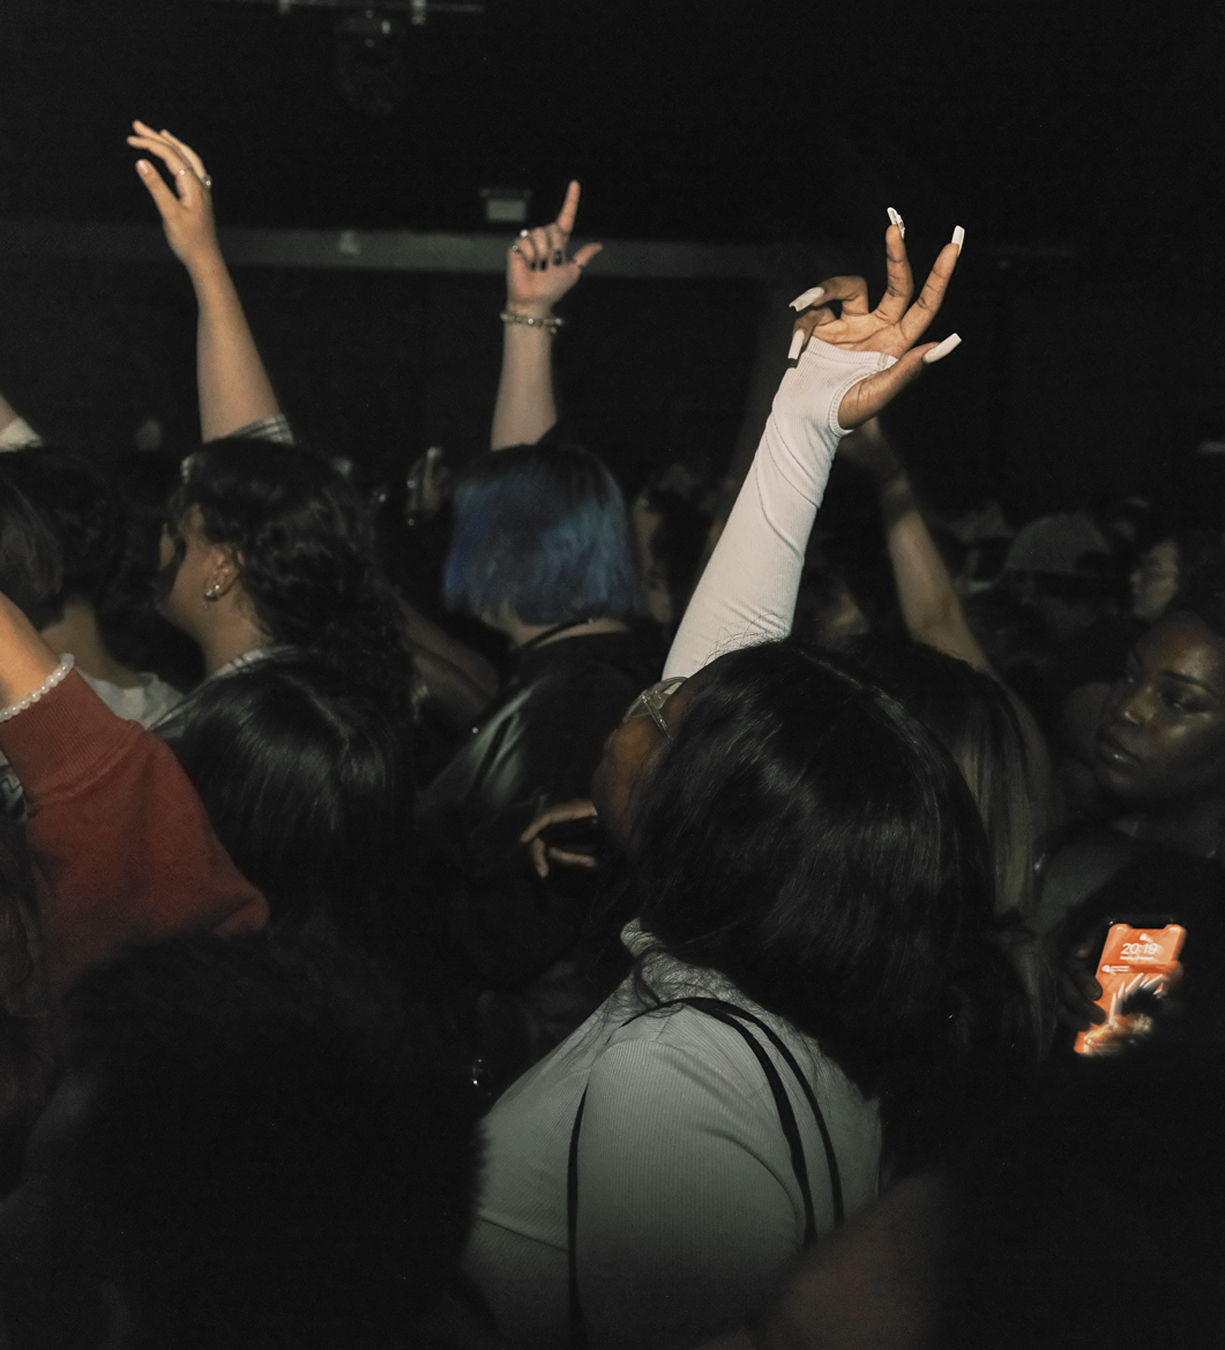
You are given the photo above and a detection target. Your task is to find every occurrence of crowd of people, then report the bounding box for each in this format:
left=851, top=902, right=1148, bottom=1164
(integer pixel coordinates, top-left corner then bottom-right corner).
left=0, top=121, right=1220, bottom=1349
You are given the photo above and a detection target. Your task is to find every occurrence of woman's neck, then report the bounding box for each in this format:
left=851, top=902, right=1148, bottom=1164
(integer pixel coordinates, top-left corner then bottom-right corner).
left=40, top=601, right=141, bottom=688
left=199, top=612, right=270, bottom=677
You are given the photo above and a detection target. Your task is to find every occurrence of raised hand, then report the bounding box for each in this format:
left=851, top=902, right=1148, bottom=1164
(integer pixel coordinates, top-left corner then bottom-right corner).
left=506, top=181, right=603, bottom=319
left=127, top=121, right=221, bottom=273
left=129, top=120, right=281, bottom=440
left=791, top=220, right=963, bottom=429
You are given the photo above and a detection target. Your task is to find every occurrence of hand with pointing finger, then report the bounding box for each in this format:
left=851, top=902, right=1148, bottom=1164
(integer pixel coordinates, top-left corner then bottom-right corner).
left=506, top=180, right=603, bottom=320
left=789, top=218, right=964, bottom=430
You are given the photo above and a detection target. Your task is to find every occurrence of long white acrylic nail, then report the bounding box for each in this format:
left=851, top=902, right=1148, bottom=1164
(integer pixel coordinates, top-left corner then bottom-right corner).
left=887, top=207, right=905, bottom=238
left=923, top=333, right=962, bottom=365
left=951, top=226, right=965, bottom=252
left=788, top=285, right=825, bottom=312
left=787, top=329, right=805, bottom=361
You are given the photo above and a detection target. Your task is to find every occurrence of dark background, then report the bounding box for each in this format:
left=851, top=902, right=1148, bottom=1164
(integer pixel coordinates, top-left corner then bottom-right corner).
left=2, top=0, right=1224, bottom=513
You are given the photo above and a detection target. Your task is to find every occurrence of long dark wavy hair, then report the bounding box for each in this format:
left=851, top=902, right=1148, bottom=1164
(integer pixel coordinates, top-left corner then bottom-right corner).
left=169, top=440, right=417, bottom=730
left=158, top=656, right=415, bottom=955
left=630, top=642, right=1038, bottom=1165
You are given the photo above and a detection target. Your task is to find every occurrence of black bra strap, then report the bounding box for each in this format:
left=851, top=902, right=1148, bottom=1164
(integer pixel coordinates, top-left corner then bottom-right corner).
left=661, top=999, right=817, bottom=1241
left=681, top=998, right=845, bottom=1225
left=566, top=1087, right=590, bottom=1350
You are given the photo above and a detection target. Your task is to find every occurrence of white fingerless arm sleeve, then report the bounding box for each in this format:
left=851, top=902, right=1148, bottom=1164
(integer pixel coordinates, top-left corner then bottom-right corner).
left=0, top=418, right=44, bottom=452
left=664, top=338, right=896, bottom=679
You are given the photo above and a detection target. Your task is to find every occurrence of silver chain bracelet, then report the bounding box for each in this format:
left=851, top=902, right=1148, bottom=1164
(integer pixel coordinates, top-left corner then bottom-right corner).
left=500, top=310, right=564, bottom=335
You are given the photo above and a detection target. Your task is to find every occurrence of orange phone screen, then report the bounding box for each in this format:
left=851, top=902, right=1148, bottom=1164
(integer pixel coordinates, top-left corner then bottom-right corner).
left=1073, top=922, right=1186, bottom=1057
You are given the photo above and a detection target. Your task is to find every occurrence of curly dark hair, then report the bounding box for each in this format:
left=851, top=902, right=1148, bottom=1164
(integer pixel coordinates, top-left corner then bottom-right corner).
left=170, top=439, right=418, bottom=730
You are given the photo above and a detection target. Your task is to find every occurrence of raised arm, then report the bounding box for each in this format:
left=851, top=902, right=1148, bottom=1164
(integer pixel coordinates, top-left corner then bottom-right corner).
left=490, top=181, right=602, bottom=449
left=0, top=388, right=42, bottom=451
left=0, top=592, right=267, bottom=996
left=665, top=219, right=963, bottom=678
left=128, top=122, right=283, bottom=443
left=0, top=593, right=59, bottom=707
left=840, top=416, right=989, bottom=670
left=0, top=389, right=20, bottom=438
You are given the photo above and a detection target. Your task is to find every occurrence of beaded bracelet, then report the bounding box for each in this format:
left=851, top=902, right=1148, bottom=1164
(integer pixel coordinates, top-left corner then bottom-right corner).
left=500, top=310, right=564, bottom=335
left=0, top=653, right=75, bottom=724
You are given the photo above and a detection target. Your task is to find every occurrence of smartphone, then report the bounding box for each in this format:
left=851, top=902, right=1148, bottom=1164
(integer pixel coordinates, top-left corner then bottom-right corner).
left=1073, top=917, right=1186, bottom=1057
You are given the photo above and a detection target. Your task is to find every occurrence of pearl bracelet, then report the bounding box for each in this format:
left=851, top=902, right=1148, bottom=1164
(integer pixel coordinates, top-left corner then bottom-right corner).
left=500, top=310, right=564, bottom=335
left=0, top=653, right=75, bottom=724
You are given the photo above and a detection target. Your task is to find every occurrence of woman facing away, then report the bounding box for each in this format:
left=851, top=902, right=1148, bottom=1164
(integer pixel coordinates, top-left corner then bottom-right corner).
left=155, top=437, right=418, bottom=738
left=528, top=218, right=1052, bottom=1038
left=156, top=656, right=418, bottom=957
left=122, top=122, right=417, bottom=733
left=466, top=639, right=1033, bottom=1350
left=151, top=440, right=424, bottom=954
left=0, top=465, right=414, bottom=978
left=415, top=185, right=659, bottom=1074
left=7, top=124, right=421, bottom=963
left=467, top=214, right=1038, bottom=1350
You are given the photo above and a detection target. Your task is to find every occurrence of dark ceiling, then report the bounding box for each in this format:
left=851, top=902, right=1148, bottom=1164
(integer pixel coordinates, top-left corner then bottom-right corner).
left=2, top=0, right=1222, bottom=282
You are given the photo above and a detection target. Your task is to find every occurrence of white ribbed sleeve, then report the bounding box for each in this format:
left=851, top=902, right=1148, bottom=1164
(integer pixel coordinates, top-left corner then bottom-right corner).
left=664, top=338, right=896, bottom=679
left=0, top=417, right=44, bottom=452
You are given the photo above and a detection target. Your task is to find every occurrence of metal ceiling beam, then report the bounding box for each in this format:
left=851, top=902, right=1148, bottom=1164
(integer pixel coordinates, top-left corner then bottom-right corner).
left=207, top=0, right=484, bottom=16
left=0, top=220, right=833, bottom=282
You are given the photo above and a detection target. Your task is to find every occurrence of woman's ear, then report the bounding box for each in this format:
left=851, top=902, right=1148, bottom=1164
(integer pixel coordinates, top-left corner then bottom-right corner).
left=203, top=544, right=242, bottom=602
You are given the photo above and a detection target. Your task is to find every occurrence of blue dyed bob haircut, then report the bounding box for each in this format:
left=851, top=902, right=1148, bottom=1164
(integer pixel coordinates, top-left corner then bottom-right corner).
left=443, top=441, right=646, bottom=625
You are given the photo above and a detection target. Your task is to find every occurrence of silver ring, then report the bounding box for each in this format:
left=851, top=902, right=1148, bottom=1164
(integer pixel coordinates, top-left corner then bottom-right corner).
left=202, top=174, right=213, bottom=190
left=510, top=243, right=521, bottom=254
left=518, top=228, right=530, bottom=238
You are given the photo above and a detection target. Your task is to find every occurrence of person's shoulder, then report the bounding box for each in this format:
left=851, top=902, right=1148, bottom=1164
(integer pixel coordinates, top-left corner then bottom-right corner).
left=528, top=628, right=661, bottom=703
left=600, top=992, right=797, bottom=1083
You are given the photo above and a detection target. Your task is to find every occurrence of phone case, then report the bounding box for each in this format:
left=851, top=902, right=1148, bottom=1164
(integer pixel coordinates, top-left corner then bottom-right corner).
left=1073, top=922, right=1186, bottom=1057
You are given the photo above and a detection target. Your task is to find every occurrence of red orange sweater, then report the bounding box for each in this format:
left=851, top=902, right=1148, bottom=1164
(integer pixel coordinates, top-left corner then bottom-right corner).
left=0, top=672, right=268, bottom=996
